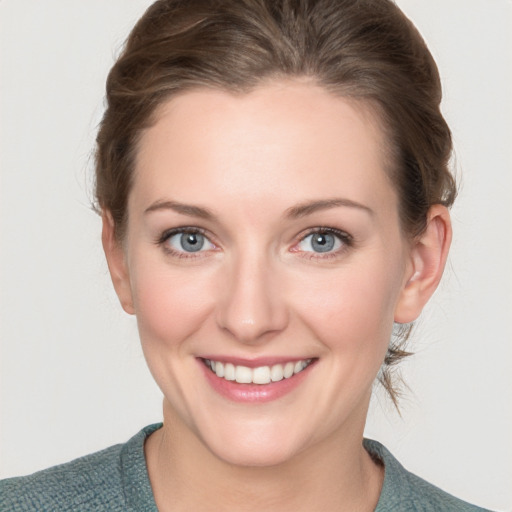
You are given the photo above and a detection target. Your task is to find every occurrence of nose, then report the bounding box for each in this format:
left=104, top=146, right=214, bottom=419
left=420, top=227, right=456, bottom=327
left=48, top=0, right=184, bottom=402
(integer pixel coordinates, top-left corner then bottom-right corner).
left=216, top=253, right=289, bottom=344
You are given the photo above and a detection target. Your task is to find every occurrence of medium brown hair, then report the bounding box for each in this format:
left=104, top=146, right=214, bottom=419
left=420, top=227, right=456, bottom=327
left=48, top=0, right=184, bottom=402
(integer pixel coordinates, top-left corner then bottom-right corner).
left=94, top=0, right=455, bottom=403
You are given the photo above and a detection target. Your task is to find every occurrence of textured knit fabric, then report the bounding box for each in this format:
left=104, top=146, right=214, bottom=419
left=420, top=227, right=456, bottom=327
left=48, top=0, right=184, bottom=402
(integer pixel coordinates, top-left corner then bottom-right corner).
left=0, top=424, right=159, bottom=512
left=363, top=439, right=492, bottom=512
left=0, top=424, right=492, bottom=511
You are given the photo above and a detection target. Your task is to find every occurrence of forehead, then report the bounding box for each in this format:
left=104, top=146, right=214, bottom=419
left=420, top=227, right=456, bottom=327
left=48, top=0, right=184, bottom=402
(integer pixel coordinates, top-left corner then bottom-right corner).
left=133, top=81, right=396, bottom=216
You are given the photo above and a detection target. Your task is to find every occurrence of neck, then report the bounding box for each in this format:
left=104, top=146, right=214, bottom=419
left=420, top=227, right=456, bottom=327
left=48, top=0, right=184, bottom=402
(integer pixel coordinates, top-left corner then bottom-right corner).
left=145, top=399, right=383, bottom=512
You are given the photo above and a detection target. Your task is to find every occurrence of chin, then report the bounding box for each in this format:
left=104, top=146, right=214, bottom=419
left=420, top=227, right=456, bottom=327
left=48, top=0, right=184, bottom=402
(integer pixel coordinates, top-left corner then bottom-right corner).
left=209, top=437, right=299, bottom=468
left=198, top=418, right=308, bottom=468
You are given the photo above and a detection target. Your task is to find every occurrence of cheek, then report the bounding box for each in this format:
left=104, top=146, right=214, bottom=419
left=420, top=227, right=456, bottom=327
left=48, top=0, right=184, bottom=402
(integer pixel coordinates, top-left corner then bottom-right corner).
left=130, top=262, right=216, bottom=349
left=290, top=261, right=402, bottom=358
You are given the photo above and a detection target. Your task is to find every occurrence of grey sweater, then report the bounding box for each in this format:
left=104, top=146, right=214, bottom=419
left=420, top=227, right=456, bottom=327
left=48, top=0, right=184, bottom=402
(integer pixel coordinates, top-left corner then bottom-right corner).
left=0, top=424, right=492, bottom=511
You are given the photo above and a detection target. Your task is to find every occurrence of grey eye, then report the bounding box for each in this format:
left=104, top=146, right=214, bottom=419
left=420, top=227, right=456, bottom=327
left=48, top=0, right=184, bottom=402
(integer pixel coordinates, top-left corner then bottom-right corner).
left=167, top=231, right=214, bottom=253
left=298, top=232, right=342, bottom=253
left=180, top=233, right=204, bottom=252
left=310, top=233, right=335, bottom=252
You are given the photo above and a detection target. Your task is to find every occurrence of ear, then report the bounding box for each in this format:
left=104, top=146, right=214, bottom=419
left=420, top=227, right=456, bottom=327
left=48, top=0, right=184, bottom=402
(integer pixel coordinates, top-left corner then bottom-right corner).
left=394, top=205, right=452, bottom=323
left=101, top=211, right=135, bottom=315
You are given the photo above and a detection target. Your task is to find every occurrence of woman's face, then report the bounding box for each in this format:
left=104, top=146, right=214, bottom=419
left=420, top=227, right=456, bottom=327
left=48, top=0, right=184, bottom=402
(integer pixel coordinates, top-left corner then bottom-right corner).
left=115, top=82, right=416, bottom=466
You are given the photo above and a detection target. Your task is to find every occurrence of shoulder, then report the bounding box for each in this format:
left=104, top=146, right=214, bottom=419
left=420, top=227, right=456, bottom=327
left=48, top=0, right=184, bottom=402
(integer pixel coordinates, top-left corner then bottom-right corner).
left=364, top=439, right=494, bottom=512
left=0, top=443, right=125, bottom=511
left=0, top=424, right=161, bottom=512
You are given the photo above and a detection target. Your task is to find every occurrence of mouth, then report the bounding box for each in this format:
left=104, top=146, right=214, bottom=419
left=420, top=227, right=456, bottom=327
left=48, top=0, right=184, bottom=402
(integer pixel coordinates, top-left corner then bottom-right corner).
left=201, top=357, right=315, bottom=385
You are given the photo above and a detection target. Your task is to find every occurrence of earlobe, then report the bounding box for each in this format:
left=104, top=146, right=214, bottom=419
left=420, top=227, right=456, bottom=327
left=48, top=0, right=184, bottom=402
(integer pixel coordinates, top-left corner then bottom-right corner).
left=101, top=212, right=135, bottom=315
left=394, top=205, right=452, bottom=323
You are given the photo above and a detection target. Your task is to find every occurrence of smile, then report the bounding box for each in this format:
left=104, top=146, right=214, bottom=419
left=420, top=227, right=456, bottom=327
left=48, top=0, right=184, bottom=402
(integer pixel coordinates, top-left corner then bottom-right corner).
left=203, top=358, right=314, bottom=385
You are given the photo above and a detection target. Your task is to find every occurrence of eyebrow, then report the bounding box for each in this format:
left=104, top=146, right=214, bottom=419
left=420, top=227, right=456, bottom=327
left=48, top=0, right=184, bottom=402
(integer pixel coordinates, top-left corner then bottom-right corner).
left=144, top=200, right=215, bottom=219
left=285, top=198, right=374, bottom=218
left=144, top=197, right=373, bottom=220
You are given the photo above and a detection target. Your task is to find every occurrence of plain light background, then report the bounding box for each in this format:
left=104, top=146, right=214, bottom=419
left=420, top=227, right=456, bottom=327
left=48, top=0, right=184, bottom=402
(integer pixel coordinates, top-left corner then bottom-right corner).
left=1, top=1, right=511, bottom=510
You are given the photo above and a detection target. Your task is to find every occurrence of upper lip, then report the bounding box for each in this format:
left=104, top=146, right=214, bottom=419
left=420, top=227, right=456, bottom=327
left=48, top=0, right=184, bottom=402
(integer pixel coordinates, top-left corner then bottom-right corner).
left=199, top=355, right=316, bottom=368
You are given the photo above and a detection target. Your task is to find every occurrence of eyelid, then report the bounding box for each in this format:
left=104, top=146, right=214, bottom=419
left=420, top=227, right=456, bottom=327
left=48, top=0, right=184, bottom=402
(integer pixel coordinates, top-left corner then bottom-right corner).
left=297, top=226, right=353, bottom=244
left=156, top=226, right=209, bottom=245
left=155, top=225, right=352, bottom=259
left=156, top=226, right=218, bottom=257
left=291, top=227, right=353, bottom=257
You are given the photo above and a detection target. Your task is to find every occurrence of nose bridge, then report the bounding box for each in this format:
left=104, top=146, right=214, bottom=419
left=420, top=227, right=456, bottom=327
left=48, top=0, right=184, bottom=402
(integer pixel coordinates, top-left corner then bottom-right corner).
left=216, top=245, right=288, bottom=343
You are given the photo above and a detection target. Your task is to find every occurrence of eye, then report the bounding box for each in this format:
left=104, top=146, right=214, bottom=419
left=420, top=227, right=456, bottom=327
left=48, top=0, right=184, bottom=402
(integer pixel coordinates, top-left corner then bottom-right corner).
left=162, top=229, right=216, bottom=254
left=297, top=229, right=350, bottom=254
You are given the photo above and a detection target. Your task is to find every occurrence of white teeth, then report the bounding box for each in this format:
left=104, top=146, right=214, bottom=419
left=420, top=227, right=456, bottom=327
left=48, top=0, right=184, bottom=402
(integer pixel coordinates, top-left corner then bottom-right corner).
left=283, top=362, right=294, bottom=378
left=206, top=358, right=312, bottom=385
left=235, top=365, right=252, bottom=384
left=270, top=364, right=284, bottom=382
left=215, top=361, right=224, bottom=378
left=224, top=363, right=235, bottom=381
left=253, top=366, right=271, bottom=384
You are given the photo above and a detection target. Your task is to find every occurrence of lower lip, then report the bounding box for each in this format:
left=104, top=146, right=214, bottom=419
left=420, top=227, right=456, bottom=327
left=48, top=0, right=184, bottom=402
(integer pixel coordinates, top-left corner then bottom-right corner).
left=199, top=360, right=315, bottom=403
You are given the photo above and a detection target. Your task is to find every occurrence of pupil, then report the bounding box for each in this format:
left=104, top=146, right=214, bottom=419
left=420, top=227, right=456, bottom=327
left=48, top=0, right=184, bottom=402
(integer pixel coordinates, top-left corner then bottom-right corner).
left=312, top=233, right=334, bottom=253
left=180, top=233, right=204, bottom=252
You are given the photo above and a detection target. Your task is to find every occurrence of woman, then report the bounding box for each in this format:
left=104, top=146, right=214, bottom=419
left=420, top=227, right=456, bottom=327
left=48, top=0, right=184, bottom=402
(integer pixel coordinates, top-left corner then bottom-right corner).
left=0, top=0, right=502, bottom=510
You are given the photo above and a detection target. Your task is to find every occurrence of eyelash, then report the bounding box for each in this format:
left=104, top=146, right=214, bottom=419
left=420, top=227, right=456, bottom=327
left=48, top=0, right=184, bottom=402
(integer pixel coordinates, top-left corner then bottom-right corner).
left=156, top=227, right=215, bottom=259
left=155, top=226, right=353, bottom=260
left=293, top=227, right=353, bottom=261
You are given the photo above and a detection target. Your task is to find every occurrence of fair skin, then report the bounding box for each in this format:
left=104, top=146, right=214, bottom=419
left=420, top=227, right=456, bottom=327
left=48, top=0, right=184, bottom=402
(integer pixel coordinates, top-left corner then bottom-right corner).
left=102, top=81, right=451, bottom=512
